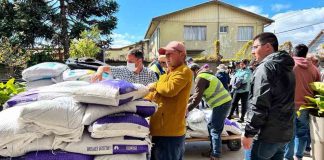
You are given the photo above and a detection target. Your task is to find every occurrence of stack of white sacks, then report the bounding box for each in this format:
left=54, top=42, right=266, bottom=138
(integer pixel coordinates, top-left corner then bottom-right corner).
left=22, top=62, right=112, bottom=91
left=1, top=63, right=156, bottom=160
left=186, top=108, right=241, bottom=138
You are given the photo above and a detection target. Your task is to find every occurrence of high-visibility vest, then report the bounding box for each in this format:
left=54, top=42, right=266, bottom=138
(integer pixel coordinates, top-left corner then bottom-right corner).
left=197, top=72, right=232, bottom=108
left=150, top=62, right=165, bottom=79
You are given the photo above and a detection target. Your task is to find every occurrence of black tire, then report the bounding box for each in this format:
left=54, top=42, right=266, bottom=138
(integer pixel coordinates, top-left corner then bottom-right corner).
left=227, top=139, right=241, bottom=151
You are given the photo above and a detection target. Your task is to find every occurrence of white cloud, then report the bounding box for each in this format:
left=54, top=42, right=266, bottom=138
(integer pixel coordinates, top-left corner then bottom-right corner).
left=110, top=33, right=142, bottom=48
left=271, top=4, right=291, bottom=12
left=238, top=5, right=269, bottom=17
left=265, top=7, right=324, bottom=46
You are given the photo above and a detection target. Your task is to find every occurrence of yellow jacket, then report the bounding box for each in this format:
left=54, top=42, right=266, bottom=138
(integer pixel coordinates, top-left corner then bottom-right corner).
left=146, top=64, right=192, bottom=136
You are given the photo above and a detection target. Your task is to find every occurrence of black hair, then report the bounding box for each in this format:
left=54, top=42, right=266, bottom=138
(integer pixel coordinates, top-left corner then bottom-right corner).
left=128, top=49, right=144, bottom=59
left=253, top=32, right=279, bottom=52
left=240, top=59, right=249, bottom=65
left=294, top=44, right=308, bottom=57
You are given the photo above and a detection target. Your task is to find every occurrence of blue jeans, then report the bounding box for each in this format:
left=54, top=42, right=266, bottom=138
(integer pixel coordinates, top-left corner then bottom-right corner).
left=150, top=135, right=185, bottom=160
left=284, top=110, right=309, bottom=159
left=251, top=140, right=286, bottom=160
left=208, top=101, right=231, bottom=158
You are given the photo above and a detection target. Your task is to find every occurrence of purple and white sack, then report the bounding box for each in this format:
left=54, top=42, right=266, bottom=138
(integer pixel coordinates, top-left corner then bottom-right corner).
left=82, top=99, right=157, bottom=125
left=22, top=62, right=68, bottom=81
left=89, top=113, right=149, bottom=138
left=62, top=132, right=151, bottom=155
left=3, top=81, right=90, bottom=109
left=224, top=118, right=241, bottom=135
left=25, top=151, right=94, bottom=160
left=73, top=79, right=149, bottom=106
left=95, top=153, right=147, bottom=160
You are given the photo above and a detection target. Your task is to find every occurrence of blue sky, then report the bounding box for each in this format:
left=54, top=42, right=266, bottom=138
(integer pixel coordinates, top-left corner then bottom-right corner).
left=111, top=0, right=324, bottom=48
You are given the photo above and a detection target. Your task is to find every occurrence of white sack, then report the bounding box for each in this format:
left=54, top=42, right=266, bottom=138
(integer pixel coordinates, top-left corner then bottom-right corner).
left=22, top=62, right=68, bottom=81
left=18, top=97, right=85, bottom=145
left=0, top=107, right=43, bottom=157
left=0, top=135, right=54, bottom=157
left=187, top=108, right=206, bottom=123
left=19, top=97, right=85, bottom=130
left=82, top=99, right=157, bottom=125
left=73, top=79, right=149, bottom=106
left=89, top=113, right=149, bottom=138
left=224, top=119, right=242, bottom=135
left=26, top=79, right=55, bottom=90
left=95, top=153, right=147, bottom=160
left=63, top=69, right=112, bottom=82
left=60, top=132, right=151, bottom=155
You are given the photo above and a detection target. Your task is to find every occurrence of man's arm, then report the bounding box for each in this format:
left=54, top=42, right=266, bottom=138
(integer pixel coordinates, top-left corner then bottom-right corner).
left=155, top=70, right=192, bottom=97
left=92, top=65, right=111, bottom=82
left=244, top=66, right=272, bottom=138
left=187, top=77, right=209, bottom=112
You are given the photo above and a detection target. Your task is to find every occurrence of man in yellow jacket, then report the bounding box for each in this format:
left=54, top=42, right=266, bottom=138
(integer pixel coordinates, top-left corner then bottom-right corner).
left=146, top=41, right=192, bottom=160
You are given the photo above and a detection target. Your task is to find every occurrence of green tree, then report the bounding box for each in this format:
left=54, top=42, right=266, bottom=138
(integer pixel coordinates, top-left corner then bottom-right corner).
left=0, top=0, right=55, bottom=47
left=69, top=26, right=101, bottom=58
left=0, top=0, right=119, bottom=59
left=49, top=0, right=118, bottom=59
left=0, top=36, right=30, bottom=77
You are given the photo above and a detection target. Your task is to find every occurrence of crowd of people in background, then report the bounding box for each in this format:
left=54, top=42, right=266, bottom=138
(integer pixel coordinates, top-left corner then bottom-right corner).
left=92, top=32, right=324, bottom=160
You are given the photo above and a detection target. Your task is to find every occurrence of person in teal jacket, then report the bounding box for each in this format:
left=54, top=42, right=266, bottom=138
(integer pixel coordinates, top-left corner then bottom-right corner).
left=227, top=59, right=252, bottom=123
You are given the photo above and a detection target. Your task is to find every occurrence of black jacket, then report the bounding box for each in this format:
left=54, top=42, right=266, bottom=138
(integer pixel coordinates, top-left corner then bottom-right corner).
left=244, top=51, right=296, bottom=143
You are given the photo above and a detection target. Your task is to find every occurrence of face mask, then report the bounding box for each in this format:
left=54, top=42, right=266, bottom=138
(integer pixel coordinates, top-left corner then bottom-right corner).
left=126, top=62, right=136, bottom=72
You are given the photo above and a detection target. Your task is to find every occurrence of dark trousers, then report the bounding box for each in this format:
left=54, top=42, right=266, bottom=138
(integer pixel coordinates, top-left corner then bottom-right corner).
left=228, top=91, right=249, bottom=120
left=251, top=140, right=286, bottom=160
left=151, top=135, right=185, bottom=160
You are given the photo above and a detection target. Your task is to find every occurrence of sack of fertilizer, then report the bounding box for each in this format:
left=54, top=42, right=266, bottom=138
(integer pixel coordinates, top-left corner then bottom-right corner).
left=19, top=97, right=85, bottom=130
left=60, top=132, right=151, bottom=155
left=224, top=118, right=241, bottom=135
left=0, top=107, right=43, bottom=157
left=26, top=79, right=55, bottom=90
left=95, top=153, right=147, bottom=160
left=82, top=99, right=157, bottom=125
left=73, top=79, right=149, bottom=106
left=187, top=108, right=206, bottom=123
left=3, top=81, right=89, bottom=109
left=22, top=62, right=68, bottom=81
left=89, top=113, right=149, bottom=138
left=63, top=69, right=112, bottom=82
left=18, top=97, right=85, bottom=145
left=24, top=151, right=94, bottom=160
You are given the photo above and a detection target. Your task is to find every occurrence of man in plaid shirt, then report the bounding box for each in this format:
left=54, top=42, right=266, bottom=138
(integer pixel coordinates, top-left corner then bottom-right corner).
left=92, top=49, right=157, bottom=85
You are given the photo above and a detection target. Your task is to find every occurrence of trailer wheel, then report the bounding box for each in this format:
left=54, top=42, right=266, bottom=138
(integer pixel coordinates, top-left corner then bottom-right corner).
left=227, top=139, right=241, bottom=151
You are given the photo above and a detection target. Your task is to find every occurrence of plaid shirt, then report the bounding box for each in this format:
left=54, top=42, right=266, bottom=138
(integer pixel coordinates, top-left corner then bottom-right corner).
left=110, top=66, right=157, bottom=85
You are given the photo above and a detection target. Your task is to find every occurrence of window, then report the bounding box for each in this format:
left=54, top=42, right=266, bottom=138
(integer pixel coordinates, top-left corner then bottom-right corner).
left=184, top=26, right=207, bottom=41
left=237, top=26, right=253, bottom=41
left=220, top=26, right=228, bottom=33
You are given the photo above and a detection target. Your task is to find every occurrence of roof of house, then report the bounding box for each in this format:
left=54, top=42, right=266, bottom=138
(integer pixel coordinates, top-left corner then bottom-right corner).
left=308, top=29, right=324, bottom=47
left=144, top=0, right=274, bottom=39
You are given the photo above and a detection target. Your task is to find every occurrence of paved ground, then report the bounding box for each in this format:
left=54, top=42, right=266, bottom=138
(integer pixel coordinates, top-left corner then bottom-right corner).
left=183, top=141, right=313, bottom=160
